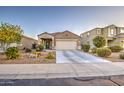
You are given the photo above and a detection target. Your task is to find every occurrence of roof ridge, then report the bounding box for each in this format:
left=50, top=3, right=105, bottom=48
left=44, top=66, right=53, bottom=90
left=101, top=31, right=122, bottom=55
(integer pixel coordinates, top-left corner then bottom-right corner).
left=22, top=35, right=38, bottom=41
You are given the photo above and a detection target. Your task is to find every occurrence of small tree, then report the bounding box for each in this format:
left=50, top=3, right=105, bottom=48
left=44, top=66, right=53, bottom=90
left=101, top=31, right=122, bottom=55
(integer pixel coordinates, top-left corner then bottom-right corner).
left=93, top=36, right=106, bottom=48
left=81, top=44, right=90, bottom=52
left=5, top=47, right=20, bottom=59
left=0, top=23, right=23, bottom=51
left=96, top=47, right=111, bottom=57
left=36, top=44, right=44, bottom=52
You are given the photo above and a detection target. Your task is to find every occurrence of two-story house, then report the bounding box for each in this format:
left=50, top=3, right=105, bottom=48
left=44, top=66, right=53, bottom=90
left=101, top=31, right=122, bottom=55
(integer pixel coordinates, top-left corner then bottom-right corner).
left=80, top=24, right=124, bottom=48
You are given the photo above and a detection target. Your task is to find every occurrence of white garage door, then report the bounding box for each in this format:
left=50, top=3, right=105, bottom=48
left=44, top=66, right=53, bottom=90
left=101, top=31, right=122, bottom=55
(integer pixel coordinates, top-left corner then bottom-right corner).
left=56, top=40, right=77, bottom=50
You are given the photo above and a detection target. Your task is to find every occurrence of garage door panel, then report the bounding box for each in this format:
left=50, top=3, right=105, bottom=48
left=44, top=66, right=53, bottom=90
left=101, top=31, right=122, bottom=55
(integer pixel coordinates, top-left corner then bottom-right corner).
left=56, top=40, right=77, bottom=50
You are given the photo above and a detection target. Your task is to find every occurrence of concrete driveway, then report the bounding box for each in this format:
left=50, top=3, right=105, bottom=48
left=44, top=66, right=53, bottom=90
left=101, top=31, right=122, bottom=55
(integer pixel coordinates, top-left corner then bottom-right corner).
left=56, top=50, right=111, bottom=63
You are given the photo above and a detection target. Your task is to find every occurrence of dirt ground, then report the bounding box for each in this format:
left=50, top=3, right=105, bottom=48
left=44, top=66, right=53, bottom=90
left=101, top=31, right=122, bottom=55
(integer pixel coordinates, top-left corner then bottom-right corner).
left=103, top=52, right=124, bottom=62
left=89, top=52, right=124, bottom=62
left=0, top=51, right=56, bottom=64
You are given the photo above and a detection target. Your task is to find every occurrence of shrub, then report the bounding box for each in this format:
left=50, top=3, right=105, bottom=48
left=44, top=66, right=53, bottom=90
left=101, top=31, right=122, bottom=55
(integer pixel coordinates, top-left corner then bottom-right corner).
left=45, top=52, right=55, bottom=59
left=5, top=47, right=20, bottom=59
left=25, top=48, right=32, bottom=53
left=109, top=46, right=123, bottom=52
left=81, top=44, right=90, bottom=52
left=36, top=44, right=44, bottom=52
left=120, top=53, right=124, bottom=59
left=36, top=48, right=40, bottom=52
left=96, top=47, right=111, bottom=57
left=91, top=47, right=97, bottom=54
left=93, top=36, right=106, bottom=48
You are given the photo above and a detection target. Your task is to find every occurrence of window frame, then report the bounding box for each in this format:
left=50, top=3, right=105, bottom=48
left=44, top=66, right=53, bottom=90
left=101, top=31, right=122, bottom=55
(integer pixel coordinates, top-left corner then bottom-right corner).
left=111, top=28, right=114, bottom=35
left=87, top=32, right=90, bottom=36
left=96, top=29, right=101, bottom=34
left=108, top=28, right=116, bottom=37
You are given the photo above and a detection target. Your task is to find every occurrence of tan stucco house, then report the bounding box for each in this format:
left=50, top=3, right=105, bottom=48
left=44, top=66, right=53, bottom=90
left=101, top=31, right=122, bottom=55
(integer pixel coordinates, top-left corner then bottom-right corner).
left=80, top=24, right=124, bottom=48
left=0, top=35, right=38, bottom=52
left=18, top=35, right=38, bottom=49
left=38, top=30, right=81, bottom=50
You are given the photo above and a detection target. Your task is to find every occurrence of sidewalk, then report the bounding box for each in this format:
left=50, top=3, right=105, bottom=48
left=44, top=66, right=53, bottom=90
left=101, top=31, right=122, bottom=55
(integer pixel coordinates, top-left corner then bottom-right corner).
left=0, top=62, right=124, bottom=79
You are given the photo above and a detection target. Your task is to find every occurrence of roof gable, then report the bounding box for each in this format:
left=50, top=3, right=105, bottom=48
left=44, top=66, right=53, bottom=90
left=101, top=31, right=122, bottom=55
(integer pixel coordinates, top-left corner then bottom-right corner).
left=54, top=30, right=80, bottom=39
left=38, top=32, right=53, bottom=39
left=22, top=35, right=38, bottom=42
left=103, top=24, right=117, bottom=28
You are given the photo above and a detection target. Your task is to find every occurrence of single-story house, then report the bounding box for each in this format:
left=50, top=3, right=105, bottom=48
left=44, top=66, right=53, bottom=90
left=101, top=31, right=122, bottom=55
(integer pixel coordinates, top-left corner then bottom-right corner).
left=0, top=35, right=38, bottom=52
left=38, top=30, right=81, bottom=50
left=18, top=35, right=38, bottom=50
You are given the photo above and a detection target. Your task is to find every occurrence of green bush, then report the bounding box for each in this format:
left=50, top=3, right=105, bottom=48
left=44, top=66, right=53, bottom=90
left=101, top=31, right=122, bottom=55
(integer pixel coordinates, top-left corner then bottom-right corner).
left=120, top=53, right=124, bottom=59
left=96, top=47, right=111, bottom=57
left=36, top=44, right=44, bottom=52
left=5, top=47, right=20, bottom=59
left=109, top=46, right=123, bottom=52
left=45, top=52, right=55, bottom=59
left=81, top=44, right=90, bottom=52
left=25, top=48, right=32, bottom=53
left=36, top=48, right=40, bottom=52
left=91, top=47, right=97, bottom=54
left=93, top=36, right=106, bottom=48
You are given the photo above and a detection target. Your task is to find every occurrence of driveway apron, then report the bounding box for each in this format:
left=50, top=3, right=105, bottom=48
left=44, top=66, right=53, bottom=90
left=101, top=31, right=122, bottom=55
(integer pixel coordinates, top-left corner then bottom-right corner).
left=56, top=50, right=111, bottom=63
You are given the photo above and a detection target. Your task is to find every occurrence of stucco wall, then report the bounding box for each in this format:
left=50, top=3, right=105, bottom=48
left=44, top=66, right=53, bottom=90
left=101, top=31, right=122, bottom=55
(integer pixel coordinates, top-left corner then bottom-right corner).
left=18, top=36, right=38, bottom=49
left=81, top=28, right=102, bottom=48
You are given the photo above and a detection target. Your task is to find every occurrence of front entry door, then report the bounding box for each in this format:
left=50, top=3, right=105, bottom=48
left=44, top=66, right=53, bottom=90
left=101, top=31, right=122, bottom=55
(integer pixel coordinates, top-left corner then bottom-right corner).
left=46, top=41, right=50, bottom=49
left=45, top=40, right=52, bottom=49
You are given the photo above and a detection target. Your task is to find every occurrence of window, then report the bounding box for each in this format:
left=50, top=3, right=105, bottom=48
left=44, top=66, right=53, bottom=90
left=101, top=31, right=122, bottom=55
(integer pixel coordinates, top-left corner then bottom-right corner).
left=108, top=28, right=116, bottom=37
left=120, top=28, right=124, bottom=33
left=96, top=29, right=101, bottom=34
left=87, top=32, right=90, bottom=36
left=111, top=29, right=114, bottom=34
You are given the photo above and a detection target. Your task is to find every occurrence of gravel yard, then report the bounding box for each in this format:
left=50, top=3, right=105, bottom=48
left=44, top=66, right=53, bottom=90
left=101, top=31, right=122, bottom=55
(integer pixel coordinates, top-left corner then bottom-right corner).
left=103, top=52, right=124, bottom=62
left=0, top=51, right=56, bottom=64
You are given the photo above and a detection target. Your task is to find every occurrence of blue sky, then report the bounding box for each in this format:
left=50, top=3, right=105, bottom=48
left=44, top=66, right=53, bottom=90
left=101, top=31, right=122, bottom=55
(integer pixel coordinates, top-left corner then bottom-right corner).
left=0, top=6, right=124, bottom=39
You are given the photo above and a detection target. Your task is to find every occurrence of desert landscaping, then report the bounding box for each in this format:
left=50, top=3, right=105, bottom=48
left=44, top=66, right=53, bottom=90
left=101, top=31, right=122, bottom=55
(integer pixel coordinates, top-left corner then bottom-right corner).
left=0, top=51, right=56, bottom=64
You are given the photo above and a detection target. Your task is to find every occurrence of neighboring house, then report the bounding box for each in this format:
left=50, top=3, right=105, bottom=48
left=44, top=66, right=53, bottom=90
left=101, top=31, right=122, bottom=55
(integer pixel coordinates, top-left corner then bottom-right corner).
left=0, top=35, right=38, bottom=52
left=18, top=35, right=38, bottom=49
left=38, top=30, right=81, bottom=50
left=80, top=24, right=124, bottom=48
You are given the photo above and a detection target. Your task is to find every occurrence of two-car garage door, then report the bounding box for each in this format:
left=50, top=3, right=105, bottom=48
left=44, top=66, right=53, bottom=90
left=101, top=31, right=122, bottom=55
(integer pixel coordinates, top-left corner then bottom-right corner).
left=56, top=40, right=77, bottom=50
